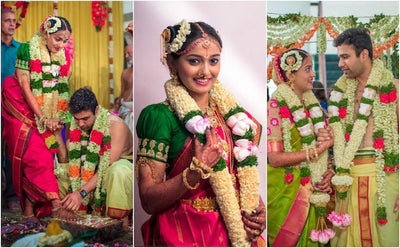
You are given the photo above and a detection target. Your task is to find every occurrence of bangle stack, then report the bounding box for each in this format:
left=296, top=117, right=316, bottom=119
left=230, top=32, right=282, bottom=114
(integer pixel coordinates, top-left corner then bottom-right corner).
left=183, top=168, right=200, bottom=190
left=192, top=157, right=212, bottom=179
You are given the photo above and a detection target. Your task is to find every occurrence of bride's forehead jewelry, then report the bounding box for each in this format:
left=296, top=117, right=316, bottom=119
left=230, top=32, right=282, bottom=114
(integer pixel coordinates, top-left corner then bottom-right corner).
left=176, top=23, right=221, bottom=57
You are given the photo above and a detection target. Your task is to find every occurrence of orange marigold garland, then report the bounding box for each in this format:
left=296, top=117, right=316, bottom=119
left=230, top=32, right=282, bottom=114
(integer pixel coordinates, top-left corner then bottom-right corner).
left=69, top=106, right=111, bottom=209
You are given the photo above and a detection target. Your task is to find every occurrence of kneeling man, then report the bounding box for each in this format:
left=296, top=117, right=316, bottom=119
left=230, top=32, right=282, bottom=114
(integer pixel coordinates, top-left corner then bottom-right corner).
left=59, top=88, right=133, bottom=228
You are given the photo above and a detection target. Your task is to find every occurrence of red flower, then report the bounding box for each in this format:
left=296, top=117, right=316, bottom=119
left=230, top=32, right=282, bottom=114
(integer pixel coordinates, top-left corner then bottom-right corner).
left=30, top=59, right=42, bottom=73
left=388, top=90, right=397, bottom=103
left=380, top=93, right=389, bottom=103
left=384, top=165, right=388, bottom=171
left=279, top=106, right=291, bottom=119
left=378, top=219, right=388, bottom=225
left=300, top=176, right=310, bottom=185
left=304, top=109, right=310, bottom=118
left=388, top=166, right=395, bottom=172
left=69, top=129, right=82, bottom=142
left=90, top=130, right=104, bottom=145
left=344, top=133, right=350, bottom=141
left=60, top=64, right=69, bottom=77
left=49, top=148, right=59, bottom=154
left=284, top=172, right=294, bottom=184
left=373, top=137, right=385, bottom=150
left=99, top=147, right=105, bottom=156
left=105, top=141, right=111, bottom=149
left=338, top=108, right=347, bottom=119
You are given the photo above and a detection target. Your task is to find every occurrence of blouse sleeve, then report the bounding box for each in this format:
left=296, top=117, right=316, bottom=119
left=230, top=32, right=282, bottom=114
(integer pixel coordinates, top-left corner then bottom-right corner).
left=15, top=43, right=30, bottom=71
left=267, top=98, right=284, bottom=152
left=136, top=103, right=175, bottom=163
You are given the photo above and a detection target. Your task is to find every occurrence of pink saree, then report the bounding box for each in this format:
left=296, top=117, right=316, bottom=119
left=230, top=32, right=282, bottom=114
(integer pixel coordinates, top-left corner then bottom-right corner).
left=1, top=76, right=60, bottom=217
left=142, top=108, right=263, bottom=246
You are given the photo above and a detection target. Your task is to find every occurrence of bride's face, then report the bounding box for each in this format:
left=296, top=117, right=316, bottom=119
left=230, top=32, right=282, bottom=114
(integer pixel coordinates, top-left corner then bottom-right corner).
left=172, top=39, right=221, bottom=99
left=44, top=30, right=70, bottom=53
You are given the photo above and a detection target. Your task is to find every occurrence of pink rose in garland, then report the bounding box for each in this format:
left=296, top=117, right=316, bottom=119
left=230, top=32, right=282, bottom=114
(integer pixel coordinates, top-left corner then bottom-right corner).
left=388, top=90, right=397, bottom=102
left=380, top=93, right=389, bottom=103
left=279, top=106, right=291, bottom=119
left=373, top=137, right=385, bottom=150
left=338, top=107, right=347, bottom=119
left=30, top=59, right=42, bottom=73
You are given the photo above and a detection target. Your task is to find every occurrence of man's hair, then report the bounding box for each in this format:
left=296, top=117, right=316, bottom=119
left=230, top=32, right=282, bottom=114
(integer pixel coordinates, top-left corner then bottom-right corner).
left=69, top=87, right=98, bottom=114
left=333, top=27, right=373, bottom=60
left=1, top=8, right=15, bottom=16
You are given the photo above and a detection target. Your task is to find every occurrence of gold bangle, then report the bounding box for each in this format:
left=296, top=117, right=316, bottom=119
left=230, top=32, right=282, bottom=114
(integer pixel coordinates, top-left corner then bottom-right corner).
left=192, top=157, right=212, bottom=176
left=189, top=161, right=209, bottom=179
left=183, top=168, right=200, bottom=190
left=305, top=149, right=310, bottom=162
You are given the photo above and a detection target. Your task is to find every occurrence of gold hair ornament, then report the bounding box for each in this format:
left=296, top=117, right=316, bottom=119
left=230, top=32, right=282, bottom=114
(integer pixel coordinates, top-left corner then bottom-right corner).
left=280, top=50, right=303, bottom=72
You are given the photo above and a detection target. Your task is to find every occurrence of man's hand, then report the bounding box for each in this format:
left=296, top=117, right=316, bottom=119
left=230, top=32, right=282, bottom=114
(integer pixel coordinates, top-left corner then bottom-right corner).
left=60, top=192, right=83, bottom=211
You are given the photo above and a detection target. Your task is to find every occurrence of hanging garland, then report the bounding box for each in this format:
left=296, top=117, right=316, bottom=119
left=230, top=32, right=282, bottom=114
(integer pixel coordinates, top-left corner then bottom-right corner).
left=1, top=1, right=29, bottom=29
left=53, top=1, right=58, bottom=15
left=91, top=1, right=108, bottom=32
left=267, top=14, right=399, bottom=80
left=107, top=1, right=114, bottom=109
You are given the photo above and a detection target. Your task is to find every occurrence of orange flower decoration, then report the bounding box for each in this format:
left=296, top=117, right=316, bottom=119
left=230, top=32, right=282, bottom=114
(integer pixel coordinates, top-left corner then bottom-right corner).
left=69, top=165, right=80, bottom=178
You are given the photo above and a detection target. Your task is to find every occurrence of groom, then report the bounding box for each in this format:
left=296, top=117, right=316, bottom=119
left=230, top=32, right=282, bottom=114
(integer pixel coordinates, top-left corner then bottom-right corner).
left=323, top=28, right=399, bottom=247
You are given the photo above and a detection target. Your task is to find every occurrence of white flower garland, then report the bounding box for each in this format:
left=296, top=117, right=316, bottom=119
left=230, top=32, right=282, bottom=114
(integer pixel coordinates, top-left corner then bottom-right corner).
left=328, top=59, right=398, bottom=223
left=165, top=78, right=260, bottom=246
left=43, top=16, right=62, bottom=34
left=274, top=84, right=329, bottom=205
left=168, top=20, right=191, bottom=53
left=69, top=106, right=111, bottom=206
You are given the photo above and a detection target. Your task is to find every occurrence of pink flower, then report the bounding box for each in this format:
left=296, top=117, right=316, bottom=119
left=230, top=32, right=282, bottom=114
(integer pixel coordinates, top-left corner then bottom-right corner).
left=309, top=230, right=320, bottom=242
left=324, top=228, right=336, bottom=239
left=300, top=176, right=310, bottom=185
left=328, top=211, right=352, bottom=229
left=319, top=230, right=330, bottom=244
left=388, top=90, right=397, bottom=103
left=185, top=116, right=210, bottom=134
left=338, top=108, right=347, bottom=119
left=380, top=93, right=389, bottom=103
left=373, top=137, right=385, bottom=150
left=279, top=106, right=291, bottom=119
left=284, top=172, right=294, bottom=184
left=114, top=242, right=120, bottom=247
left=379, top=218, right=388, bottom=225
left=304, top=109, right=310, bottom=118
left=30, top=59, right=42, bottom=73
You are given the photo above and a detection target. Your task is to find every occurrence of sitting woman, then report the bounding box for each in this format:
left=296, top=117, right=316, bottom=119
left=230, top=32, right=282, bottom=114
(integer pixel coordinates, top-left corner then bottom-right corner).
left=136, top=20, right=266, bottom=246
left=267, top=48, right=334, bottom=246
left=1, top=15, right=78, bottom=223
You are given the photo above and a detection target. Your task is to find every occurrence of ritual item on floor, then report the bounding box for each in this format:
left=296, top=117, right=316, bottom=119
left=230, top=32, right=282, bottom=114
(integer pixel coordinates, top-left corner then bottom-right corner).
left=37, top=218, right=72, bottom=247
left=56, top=214, right=123, bottom=242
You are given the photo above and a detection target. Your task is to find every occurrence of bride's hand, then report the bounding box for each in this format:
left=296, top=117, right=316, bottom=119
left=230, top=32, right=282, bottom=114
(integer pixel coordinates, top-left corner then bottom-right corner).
left=193, top=127, right=223, bottom=168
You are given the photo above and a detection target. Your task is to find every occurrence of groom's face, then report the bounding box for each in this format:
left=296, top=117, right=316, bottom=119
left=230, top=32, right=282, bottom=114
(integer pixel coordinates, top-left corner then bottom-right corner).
left=337, top=44, right=365, bottom=79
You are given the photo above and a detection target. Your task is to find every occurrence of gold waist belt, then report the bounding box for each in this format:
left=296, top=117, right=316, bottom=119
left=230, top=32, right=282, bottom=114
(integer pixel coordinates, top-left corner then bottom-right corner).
left=183, top=197, right=218, bottom=212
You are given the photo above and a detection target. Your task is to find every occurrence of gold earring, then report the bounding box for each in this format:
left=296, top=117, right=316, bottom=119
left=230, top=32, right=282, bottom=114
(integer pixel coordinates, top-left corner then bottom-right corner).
left=288, top=80, right=295, bottom=89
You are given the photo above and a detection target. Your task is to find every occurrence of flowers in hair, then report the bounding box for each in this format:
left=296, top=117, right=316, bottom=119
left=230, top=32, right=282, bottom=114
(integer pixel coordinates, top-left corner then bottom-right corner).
left=280, top=50, right=303, bottom=72
left=43, top=16, right=61, bottom=34
left=168, top=20, right=191, bottom=53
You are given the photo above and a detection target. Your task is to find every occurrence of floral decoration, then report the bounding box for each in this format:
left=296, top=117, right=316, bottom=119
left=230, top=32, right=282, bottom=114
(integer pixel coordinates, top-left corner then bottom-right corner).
left=91, top=1, right=108, bottom=32
left=328, top=59, right=398, bottom=225
left=69, top=106, right=111, bottom=208
left=29, top=30, right=70, bottom=154
left=272, top=83, right=333, bottom=242
left=1, top=1, right=29, bottom=29
left=167, top=19, right=191, bottom=53
left=165, top=78, right=260, bottom=246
